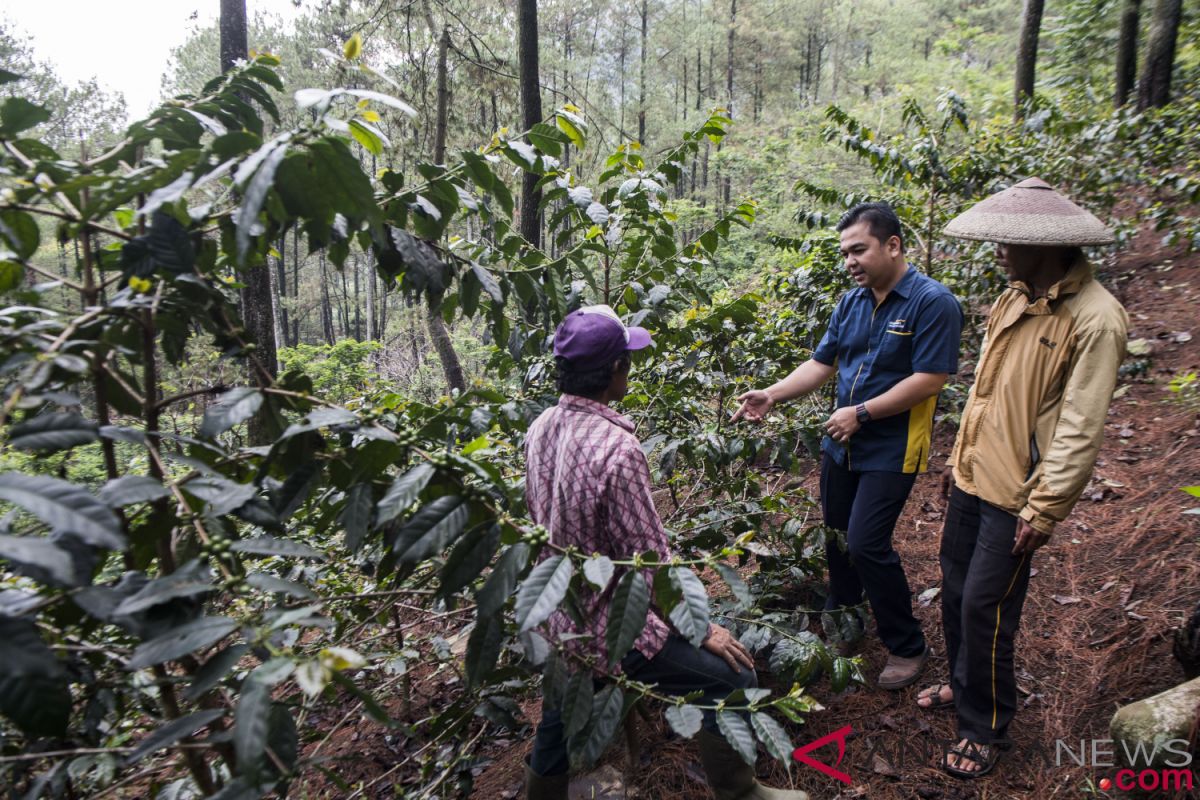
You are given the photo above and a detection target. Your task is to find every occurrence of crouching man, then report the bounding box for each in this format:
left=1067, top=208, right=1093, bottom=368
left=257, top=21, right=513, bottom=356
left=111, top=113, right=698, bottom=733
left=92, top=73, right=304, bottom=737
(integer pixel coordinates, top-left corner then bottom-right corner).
left=523, top=305, right=809, bottom=800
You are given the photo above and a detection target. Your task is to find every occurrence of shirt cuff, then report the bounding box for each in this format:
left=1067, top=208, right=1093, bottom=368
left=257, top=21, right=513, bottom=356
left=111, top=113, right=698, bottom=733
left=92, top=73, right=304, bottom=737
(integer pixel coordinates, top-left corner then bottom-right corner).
left=1018, top=505, right=1057, bottom=535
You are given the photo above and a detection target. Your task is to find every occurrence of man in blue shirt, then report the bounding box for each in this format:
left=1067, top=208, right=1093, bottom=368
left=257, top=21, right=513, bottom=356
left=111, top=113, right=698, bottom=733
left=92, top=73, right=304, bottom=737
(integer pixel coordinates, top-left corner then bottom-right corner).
left=734, top=202, right=963, bottom=689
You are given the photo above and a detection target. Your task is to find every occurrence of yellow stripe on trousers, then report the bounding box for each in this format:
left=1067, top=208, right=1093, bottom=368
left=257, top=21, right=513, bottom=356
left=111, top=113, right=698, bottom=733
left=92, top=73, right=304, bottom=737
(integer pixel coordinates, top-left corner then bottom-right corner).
left=991, top=552, right=1029, bottom=730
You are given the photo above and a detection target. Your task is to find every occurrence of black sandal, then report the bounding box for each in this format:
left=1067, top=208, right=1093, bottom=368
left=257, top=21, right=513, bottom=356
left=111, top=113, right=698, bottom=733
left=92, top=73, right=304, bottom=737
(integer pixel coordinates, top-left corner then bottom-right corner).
left=916, top=683, right=955, bottom=712
left=942, top=740, right=1000, bottom=779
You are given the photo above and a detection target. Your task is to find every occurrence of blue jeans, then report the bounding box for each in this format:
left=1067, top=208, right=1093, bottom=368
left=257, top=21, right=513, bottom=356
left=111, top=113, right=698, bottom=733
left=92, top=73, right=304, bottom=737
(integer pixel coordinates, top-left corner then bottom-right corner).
left=529, top=635, right=757, bottom=776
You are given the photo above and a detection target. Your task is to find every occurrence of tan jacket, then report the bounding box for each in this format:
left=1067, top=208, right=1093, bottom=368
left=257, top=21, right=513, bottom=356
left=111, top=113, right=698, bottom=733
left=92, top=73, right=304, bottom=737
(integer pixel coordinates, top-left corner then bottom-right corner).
left=950, top=257, right=1128, bottom=534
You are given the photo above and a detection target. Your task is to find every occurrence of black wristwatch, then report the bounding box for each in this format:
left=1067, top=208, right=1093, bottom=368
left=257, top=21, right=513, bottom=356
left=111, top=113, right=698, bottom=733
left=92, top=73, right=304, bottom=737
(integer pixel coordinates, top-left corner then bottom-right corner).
left=855, top=403, right=871, bottom=424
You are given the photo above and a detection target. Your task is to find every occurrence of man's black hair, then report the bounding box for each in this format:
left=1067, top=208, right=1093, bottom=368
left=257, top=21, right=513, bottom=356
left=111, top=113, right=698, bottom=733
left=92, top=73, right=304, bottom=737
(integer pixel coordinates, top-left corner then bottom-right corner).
left=555, top=353, right=630, bottom=398
left=836, top=202, right=905, bottom=250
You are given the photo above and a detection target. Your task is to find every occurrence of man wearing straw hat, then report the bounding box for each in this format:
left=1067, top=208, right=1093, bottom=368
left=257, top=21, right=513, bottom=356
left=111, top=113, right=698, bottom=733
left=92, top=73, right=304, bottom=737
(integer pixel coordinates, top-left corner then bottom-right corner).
left=920, top=178, right=1128, bottom=778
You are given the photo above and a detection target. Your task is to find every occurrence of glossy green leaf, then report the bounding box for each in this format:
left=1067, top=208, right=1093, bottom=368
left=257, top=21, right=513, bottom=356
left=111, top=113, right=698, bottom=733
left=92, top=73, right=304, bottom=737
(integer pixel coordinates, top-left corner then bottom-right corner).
left=9, top=413, right=99, bottom=452
left=570, top=685, right=624, bottom=770
left=465, top=610, right=505, bottom=688
left=476, top=542, right=530, bottom=617
left=339, top=483, right=373, bottom=552
left=392, top=495, right=469, bottom=563
left=127, top=616, right=238, bottom=669
left=667, top=566, right=710, bottom=647
left=200, top=388, right=263, bottom=439
left=562, top=671, right=594, bottom=738
left=515, top=554, right=573, bottom=632
left=125, top=709, right=225, bottom=766
left=751, top=712, right=793, bottom=766
left=0, top=615, right=70, bottom=736
left=375, top=462, right=435, bottom=526
left=664, top=704, right=703, bottom=739
left=716, top=711, right=756, bottom=765
left=0, top=97, right=51, bottom=136
left=0, top=473, right=122, bottom=549
left=605, top=570, right=649, bottom=667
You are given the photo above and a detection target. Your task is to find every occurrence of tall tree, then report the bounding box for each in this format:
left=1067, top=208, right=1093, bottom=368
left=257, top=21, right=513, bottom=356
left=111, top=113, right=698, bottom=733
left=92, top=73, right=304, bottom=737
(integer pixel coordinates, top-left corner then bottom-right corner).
left=1137, top=0, right=1183, bottom=110
left=723, top=0, right=735, bottom=206
left=638, top=0, right=648, bottom=145
left=517, top=0, right=542, bottom=251
left=1014, top=0, right=1045, bottom=120
left=1114, top=0, right=1142, bottom=108
left=221, top=0, right=279, bottom=385
left=427, top=23, right=467, bottom=393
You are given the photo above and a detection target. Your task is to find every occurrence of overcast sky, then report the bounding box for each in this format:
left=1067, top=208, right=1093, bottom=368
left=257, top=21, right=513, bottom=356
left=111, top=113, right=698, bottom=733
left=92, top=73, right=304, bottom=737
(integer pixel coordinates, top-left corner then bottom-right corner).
left=3, top=1, right=301, bottom=119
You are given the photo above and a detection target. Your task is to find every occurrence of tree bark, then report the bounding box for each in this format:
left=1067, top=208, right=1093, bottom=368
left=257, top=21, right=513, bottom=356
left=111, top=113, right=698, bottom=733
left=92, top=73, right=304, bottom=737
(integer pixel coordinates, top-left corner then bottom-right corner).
left=723, top=0, right=735, bottom=207
left=427, top=20, right=466, bottom=392
left=427, top=293, right=466, bottom=392
left=1014, top=0, right=1045, bottom=120
left=1137, top=0, right=1182, bottom=110
left=1114, top=0, right=1141, bottom=108
left=319, top=253, right=334, bottom=345
left=365, top=248, right=376, bottom=342
left=638, top=0, right=648, bottom=145
left=275, top=236, right=290, bottom=347
left=218, top=0, right=248, bottom=74
left=433, top=24, right=450, bottom=163
left=517, top=0, right=542, bottom=252
left=222, top=0, right=277, bottom=448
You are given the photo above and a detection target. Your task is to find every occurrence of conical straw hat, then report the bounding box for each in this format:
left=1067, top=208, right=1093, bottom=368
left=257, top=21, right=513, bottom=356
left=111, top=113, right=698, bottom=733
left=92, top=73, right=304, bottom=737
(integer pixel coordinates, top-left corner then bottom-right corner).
left=943, top=177, right=1114, bottom=246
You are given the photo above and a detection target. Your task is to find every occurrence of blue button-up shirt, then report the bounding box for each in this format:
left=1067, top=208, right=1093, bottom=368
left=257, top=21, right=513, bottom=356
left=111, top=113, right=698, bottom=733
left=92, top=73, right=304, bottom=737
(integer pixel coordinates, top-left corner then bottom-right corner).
left=812, top=266, right=963, bottom=473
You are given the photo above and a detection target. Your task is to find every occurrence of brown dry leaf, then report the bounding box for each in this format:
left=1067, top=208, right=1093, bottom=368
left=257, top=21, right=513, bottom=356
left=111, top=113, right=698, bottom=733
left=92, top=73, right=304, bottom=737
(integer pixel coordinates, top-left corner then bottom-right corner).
left=1052, top=594, right=1082, bottom=605
left=872, top=752, right=901, bottom=778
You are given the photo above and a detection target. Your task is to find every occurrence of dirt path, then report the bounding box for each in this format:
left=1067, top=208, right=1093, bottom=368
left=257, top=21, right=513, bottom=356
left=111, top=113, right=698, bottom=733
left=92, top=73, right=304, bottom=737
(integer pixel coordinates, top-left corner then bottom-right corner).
left=467, top=225, right=1200, bottom=800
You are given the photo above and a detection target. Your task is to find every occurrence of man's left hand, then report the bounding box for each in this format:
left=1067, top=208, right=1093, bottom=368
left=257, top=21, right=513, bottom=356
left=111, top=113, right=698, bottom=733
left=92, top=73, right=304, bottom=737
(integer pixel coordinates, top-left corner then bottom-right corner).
left=825, top=406, right=861, bottom=444
left=1012, top=519, right=1050, bottom=555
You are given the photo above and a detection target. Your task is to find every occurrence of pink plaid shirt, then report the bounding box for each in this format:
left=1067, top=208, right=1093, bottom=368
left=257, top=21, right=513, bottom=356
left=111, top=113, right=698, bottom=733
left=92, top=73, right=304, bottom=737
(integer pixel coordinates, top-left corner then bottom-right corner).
left=524, top=394, right=671, bottom=666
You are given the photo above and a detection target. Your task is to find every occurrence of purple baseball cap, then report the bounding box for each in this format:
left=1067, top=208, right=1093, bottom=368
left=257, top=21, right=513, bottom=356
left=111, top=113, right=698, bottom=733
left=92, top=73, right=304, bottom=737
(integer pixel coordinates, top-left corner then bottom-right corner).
left=553, top=305, right=652, bottom=369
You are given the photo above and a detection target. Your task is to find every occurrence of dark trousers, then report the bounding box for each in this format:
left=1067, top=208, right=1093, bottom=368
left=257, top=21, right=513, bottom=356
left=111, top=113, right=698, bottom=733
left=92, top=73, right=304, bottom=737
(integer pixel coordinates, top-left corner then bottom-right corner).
left=940, top=486, right=1033, bottom=744
left=820, top=452, right=925, bottom=658
left=530, top=635, right=756, bottom=776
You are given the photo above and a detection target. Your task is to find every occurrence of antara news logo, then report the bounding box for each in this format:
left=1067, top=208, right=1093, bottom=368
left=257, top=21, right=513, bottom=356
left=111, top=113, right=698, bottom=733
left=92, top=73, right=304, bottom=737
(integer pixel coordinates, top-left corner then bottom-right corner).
left=1059, top=738, right=1195, bottom=794
left=789, top=727, right=1197, bottom=794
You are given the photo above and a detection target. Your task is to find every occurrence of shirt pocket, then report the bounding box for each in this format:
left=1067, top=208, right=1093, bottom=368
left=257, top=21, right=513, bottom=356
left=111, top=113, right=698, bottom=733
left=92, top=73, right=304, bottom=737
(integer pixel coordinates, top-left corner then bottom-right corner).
left=875, top=327, right=914, bottom=371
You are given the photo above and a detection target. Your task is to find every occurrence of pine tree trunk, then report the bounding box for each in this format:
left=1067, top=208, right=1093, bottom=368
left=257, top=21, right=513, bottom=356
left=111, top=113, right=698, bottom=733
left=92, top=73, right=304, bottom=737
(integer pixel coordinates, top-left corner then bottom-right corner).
left=275, top=236, right=290, bottom=347
left=1137, top=0, right=1182, bottom=110
left=426, top=22, right=466, bottom=393
left=517, top=0, right=542, bottom=252
left=638, top=0, right=648, bottom=145
left=1014, top=0, right=1045, bottom=120
left=319, top=253, right=334, bottom=345
left=365, top=248, right=376, bottom=342
left=722, top=0, right=735, bottom=207
left=433, top=25, right=450, bottom=164
left=1114, top=0, right=1141, bottom=108
left=427, top=293, right=466, bottom=393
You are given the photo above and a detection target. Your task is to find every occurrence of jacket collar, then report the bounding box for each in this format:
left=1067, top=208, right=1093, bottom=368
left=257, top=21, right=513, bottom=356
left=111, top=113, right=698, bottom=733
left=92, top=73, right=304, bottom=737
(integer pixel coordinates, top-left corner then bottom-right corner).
left=557, top=394, right=636, bottom=432
left=1008, top=254, right=1093, bottom=304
